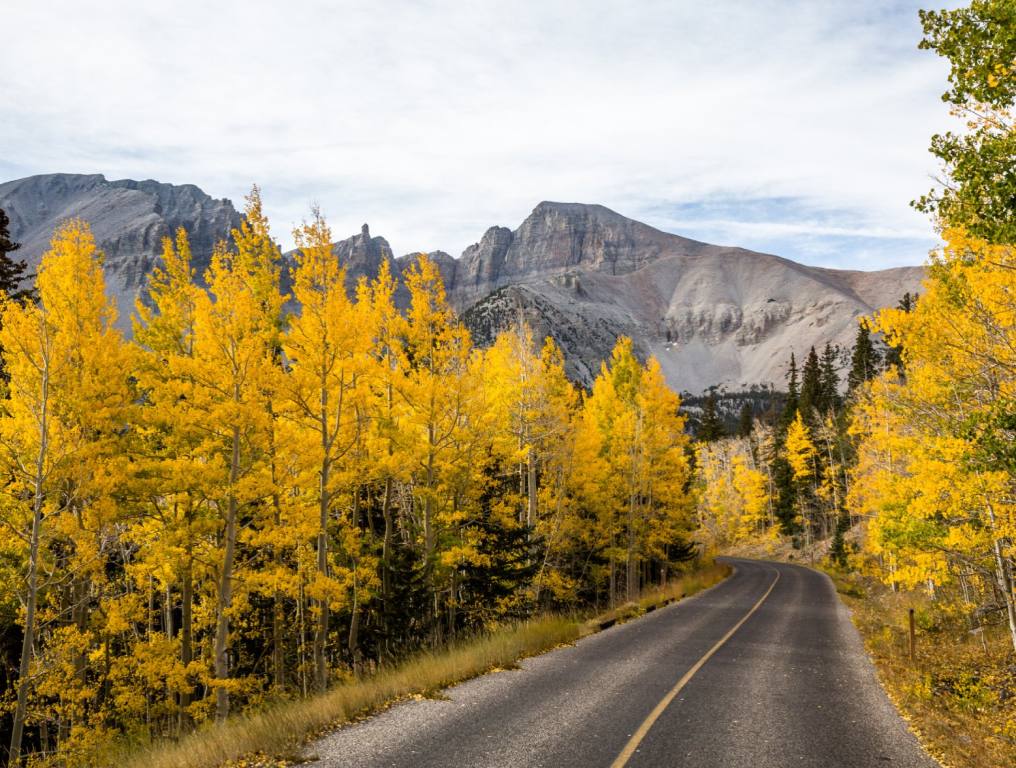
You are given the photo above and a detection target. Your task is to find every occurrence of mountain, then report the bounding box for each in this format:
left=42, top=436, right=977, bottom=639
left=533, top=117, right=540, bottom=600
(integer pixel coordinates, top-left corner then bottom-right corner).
left=450, top=202, right=924, bottom=391
left=0, top=173, right=242, bottom=327
left=0, top=174, right=925, bottom=393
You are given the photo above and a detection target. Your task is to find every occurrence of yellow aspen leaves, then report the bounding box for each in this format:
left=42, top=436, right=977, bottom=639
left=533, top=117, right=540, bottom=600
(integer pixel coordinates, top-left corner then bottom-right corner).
left=0, top=205, right=701, bottom=764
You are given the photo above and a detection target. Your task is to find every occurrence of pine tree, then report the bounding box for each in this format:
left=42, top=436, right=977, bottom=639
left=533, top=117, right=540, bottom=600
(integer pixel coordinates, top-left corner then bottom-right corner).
left=883, top=293, right=918, bottom=373
left=828, top=511, right=850, bottom=567
left=847, top=323, right=880, bottom=394
left=0, top=207, right=36, bottom=383
left=458, top=459, right=538, bottom=631
left=819, top=343, right=840, bottom=413
left=772, top=455, right=798, bottom=536
left=698, top=390, right=725, bottom=441
left=737, top=402, right=754, bottom=438
left=798, top=346, right=822, bottom=423
left=0, top=207, right=34, bottom=302
left=781, top=352, right=800, bottom=428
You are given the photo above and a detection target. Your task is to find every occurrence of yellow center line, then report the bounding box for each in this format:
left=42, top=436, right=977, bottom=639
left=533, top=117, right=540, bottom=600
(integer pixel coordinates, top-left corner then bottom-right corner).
left=609, top=569, right=782, bottom=768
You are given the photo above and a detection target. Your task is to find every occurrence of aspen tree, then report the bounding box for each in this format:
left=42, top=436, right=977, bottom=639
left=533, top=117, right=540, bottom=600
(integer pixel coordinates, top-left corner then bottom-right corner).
left=1, top=220, right=132, bottom=762
left=850, top=229, right=1016, bottom=651
left=133, top=229, right=211, bottom=727
left=188, top=188, right=284, bottom=721
left=282, top=208, right=370, bottom=690
left=361, top=258, right=410, bottom=646
left=401, top=254, right=472, bottom=637
left=785, top=411, right=818, bottom=548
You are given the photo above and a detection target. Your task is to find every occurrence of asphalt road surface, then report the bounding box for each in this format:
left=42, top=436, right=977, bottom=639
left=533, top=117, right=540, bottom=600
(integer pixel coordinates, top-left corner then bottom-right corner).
left=310, top=558, right=939, bottom=768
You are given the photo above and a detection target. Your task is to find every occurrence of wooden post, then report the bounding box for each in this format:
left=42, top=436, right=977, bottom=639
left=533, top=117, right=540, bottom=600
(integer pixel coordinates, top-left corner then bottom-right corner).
left=908, top=608, right=916, bottom=662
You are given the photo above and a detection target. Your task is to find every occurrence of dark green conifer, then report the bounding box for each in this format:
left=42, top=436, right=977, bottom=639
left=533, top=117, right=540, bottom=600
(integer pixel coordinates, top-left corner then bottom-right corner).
left=884, top=293, right=918, bottom=373
left=847, top=324, right=880, bottom=394
left=819, top=343, right=841, bottom=413
left=737, top=402, right=754, bottom=438
left=780, top=352, right=800, bottom=429
left=798, top=346, right=822, bottom=423
left=0, top=208, right=33, bottom=303
left=698, top=390, right=726, bottom=442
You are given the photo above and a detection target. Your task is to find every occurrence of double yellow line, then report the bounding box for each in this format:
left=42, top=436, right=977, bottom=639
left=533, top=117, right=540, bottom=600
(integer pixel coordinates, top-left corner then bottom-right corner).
left=610, top=570, right=781, bottom=768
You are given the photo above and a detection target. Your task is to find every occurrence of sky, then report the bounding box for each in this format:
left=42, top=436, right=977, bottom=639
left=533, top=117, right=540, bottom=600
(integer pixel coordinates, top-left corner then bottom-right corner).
left=2, top=0, right=954, bottom=269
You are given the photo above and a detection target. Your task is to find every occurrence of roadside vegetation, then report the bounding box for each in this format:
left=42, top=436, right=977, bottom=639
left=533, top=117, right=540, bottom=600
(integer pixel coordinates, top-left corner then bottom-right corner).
left=115, top=562, right=728, bottom=768
left=831, top=569, right=1016, bottom=768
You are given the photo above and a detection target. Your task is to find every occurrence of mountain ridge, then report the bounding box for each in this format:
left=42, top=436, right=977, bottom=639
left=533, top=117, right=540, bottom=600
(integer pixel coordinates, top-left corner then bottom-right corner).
left=0, top=173, right=925, bottom=392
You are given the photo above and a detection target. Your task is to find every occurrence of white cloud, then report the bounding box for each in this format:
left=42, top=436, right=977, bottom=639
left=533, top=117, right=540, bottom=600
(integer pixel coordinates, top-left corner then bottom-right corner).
left=2, top=0, right=949, bottom=267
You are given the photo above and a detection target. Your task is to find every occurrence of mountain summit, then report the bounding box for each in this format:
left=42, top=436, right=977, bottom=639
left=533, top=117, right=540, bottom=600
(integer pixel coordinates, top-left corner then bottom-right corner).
left=0, top=173, right=242, bottom=324
left=450, top=201, right=924, bottom=390
left=0, top=175, right=924, bottom=392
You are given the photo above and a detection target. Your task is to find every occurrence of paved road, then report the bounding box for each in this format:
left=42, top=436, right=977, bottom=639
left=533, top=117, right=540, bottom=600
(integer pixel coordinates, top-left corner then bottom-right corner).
left=310, top=559, right=938, bottom=767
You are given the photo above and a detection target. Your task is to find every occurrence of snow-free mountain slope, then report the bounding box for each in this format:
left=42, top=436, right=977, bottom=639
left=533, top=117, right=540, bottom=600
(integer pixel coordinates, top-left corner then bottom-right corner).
left=452, top=202, right=924, bottom=391
left=0, top=173, right=242, bottom=327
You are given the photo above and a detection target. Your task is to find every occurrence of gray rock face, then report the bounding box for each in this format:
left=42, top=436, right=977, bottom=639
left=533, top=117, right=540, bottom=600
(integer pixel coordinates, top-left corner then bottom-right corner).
left=335, top=223, right=395, bottom=285
left=0, top=173, right=241, bottom=327
left=450, top=202, right=712, bottom=305
left=0, top=175, right=925, bottom=393
left=448, top=203, right=926, bottom=392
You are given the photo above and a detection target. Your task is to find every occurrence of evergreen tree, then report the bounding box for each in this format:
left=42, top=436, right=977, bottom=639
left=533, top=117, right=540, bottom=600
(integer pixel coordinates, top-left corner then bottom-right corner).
left=0, top=207, right=34, bottom=303
left=772, top=455, right=798, bottom=536
left=847, top=323, right=880, bottom=394
left=819, top=343, right=841, bottom=413
left=0, top=207, right=36, bottom=383
left=828, top=511, right=850, bottom=567
left=458, top=461, right=538, bottom=632
left=698, top=389, right=726, bottom=441
left=737, top=402, right=754, bottom=438
left=798, top=346, right=822, bottom=423
left=780, top=352, right=800, bottom=429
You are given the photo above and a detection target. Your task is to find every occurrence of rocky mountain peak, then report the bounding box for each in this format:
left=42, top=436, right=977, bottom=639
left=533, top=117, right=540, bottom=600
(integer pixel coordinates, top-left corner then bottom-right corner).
left=450, top=201, right=711, bottom=304
left=0, top=173, right=242, bottom=327
left=332, top=222, right=393, bottom=279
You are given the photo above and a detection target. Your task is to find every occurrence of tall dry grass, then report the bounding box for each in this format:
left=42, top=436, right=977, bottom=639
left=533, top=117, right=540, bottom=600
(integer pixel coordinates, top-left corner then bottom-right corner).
left=111, top=563, right=729, bottom=768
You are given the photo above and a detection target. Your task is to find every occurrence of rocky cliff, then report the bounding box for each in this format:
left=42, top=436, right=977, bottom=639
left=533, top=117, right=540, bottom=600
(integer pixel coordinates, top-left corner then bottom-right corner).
left=0, top=173, right=242, bottom=327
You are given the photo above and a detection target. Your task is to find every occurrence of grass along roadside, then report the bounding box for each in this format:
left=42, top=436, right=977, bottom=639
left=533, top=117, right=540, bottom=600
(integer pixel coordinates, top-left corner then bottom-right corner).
left=112, top=561, right=731, bottom=768
left=826, top=568, right=1016, bottom=768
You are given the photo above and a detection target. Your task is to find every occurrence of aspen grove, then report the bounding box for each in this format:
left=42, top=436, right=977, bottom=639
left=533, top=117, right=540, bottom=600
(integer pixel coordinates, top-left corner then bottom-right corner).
left=0, top=192, right=697, bottom=762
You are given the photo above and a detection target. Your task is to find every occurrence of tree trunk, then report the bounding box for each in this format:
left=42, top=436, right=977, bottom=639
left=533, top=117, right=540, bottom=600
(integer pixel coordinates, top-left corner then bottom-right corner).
left=381, top=476, right=393, bottom=648
left=314, top=374, right=336, bottom=693
left=213, top=424, right=241, bottom=723
left=985, top=500, right=1016, bottom=653
left=10, top=467, right=44, bottom=765
left=527, top=452, right=537, bottom=530
left=348, top=568, right=361, bottom=674
left=314, top=481, right=330, bottom=693
left=179, top=553, right=193, bottom=732
left=268, top=402, right=286, bottom=691
left=10, top=346, right=49, bottom=766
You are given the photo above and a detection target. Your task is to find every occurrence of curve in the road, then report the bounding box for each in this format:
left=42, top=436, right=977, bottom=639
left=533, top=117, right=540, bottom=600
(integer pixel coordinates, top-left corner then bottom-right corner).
left=310, top=559, right=939, bottom=768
